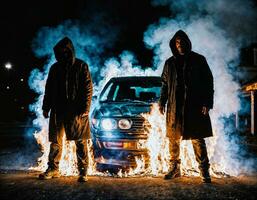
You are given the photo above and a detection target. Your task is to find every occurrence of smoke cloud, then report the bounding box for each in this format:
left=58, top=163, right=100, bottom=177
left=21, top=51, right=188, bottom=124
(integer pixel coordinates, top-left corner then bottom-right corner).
left=97, top=50, right=157, bottom=96
left=22, top=16, right=122, bottom=172
left=145, top=0, right=257, bottom=175
left=3, top=0, right=253, bottom=176
left=26, top=18, right=156, bottom=173
left=28, top=16, right=120, bottom=125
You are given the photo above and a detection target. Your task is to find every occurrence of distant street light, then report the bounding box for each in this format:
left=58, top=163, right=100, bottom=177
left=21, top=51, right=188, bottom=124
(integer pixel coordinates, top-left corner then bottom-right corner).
left=5, top=63, right=12, bottom=70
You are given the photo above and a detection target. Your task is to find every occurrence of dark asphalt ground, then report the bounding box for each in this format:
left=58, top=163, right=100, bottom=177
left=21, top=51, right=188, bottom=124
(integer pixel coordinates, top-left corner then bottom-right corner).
left=1, top=170, right=257, bottom=200
left=0, top=125, right=257, bottom=200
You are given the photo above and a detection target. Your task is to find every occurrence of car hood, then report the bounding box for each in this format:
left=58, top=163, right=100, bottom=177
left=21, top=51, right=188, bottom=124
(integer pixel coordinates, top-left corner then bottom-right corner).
left=95, top=102, right=152, bottom=117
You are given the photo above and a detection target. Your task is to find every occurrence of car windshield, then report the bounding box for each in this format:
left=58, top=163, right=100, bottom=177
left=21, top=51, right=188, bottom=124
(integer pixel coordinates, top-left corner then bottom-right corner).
left=99, top=78, right=161, bottom=103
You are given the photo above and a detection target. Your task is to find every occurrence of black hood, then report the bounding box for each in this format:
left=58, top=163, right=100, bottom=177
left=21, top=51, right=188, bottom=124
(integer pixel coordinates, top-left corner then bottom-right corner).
left=53, top=36, right=76, bottom=65
left=169, top=30, right=192, bottom=57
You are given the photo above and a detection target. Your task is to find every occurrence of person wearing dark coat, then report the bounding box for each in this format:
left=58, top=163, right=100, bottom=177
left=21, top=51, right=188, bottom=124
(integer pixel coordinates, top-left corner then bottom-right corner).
left=159, top=30, right=214, bottom=183
left=39, top=37, right=93, bottom=182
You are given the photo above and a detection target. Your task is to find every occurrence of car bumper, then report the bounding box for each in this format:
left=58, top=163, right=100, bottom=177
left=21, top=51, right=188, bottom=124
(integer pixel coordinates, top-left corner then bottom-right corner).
left=93, top=137, right=149, bottom=167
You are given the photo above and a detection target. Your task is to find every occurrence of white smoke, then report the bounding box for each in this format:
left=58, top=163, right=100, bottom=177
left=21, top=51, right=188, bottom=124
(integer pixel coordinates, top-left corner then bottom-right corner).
left=25, top=19, right=122, bottom=172
left=96, top=50, right=157, bottom=96
left=144, top=0, right=257, bottom=175
left=24, top=0, right=257, bottom=176
left=27, top=21, right=157, bottom=173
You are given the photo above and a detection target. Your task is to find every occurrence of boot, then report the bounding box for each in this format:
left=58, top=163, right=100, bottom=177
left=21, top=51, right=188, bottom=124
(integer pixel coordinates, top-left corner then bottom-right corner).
left=78, top=175, right=88, bottom=182
left=78, top=168, right=88, bottom=182
left=164, top=160, right=181, bottom=180
left=200, top=168, right=211, bottom=183
left=38, top=168, right=60, bottom=180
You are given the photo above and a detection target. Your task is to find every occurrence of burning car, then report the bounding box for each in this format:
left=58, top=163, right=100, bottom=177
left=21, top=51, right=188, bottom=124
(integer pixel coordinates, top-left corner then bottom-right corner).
left=90, top=76, right=162, bottom=171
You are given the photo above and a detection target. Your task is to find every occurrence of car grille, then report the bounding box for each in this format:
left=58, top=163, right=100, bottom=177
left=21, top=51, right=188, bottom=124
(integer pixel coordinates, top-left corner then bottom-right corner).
left=120, top=116, right=150, bottom=133
left=131, top=117, right=149, bottom=128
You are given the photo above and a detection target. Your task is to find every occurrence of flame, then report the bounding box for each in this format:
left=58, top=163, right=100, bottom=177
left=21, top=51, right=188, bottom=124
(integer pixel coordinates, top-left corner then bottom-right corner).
left=29, top=129, right=50, bottom=172
left=115, top=103, right=170, bottom=177
left=141, top=103, right=170, bottom=175
left=30, top=103, right=226, bottom=178
left=29, top=128, right=97, bottom=176
left=140, top=103, right=227, bottom=177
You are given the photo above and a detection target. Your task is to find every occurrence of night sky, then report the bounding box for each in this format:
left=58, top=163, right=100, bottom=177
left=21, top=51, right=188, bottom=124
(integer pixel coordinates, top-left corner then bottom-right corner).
left=1, top=0, right=257, bottom=123
left=0, top=0, right=171, bottom=123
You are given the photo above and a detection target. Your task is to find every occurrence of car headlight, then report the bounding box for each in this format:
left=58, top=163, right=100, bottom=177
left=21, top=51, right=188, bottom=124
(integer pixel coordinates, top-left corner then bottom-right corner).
left=118, top=119, right=132, bottom=130
left=101, top=118, right=117, bottom=130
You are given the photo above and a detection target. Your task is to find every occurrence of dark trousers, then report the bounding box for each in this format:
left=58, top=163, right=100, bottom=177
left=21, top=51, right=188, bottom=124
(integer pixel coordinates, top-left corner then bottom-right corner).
left=48, top=122, right=89, bottom=173
left=169, top=136, right=210, bottom=170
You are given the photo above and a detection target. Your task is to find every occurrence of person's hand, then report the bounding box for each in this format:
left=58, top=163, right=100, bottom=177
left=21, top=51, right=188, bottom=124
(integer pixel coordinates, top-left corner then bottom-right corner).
left=80, top=111, right=89, bottom=118
left=43, top=110, right=49, bottom=118
left=159, top=106, right=165, bottom=115
left=202, top=106, right=209, bottom=115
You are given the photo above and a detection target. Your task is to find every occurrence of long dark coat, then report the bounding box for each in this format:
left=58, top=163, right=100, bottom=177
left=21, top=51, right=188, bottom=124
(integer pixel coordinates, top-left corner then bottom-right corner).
left=159, top=30, right=214, bottom=140
left=42, top=37, right=93, bottom=141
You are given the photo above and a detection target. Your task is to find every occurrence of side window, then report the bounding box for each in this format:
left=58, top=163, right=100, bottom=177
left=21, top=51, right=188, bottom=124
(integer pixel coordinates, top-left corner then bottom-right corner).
left=112, top=85, right=120, bottom=101
left=100, top=82, right=113, bottom=101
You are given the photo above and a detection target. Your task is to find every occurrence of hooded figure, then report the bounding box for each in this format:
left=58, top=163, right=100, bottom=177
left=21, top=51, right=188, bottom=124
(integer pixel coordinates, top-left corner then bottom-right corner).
left=39, top=37, right=93, bottom=182
left=159, top=30, right=214, bottom=183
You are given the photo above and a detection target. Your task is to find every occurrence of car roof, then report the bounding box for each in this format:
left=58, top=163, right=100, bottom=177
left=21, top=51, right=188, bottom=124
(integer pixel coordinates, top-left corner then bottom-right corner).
left=109, top=76, right=161, bottom=82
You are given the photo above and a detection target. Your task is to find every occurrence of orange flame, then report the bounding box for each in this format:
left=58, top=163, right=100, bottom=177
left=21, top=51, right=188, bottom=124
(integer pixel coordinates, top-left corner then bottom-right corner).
left=29, top=129, right=97, bottom=176
left=141, top=103, right=170, bottom=175
left=30, top=103, right=224, bottom=178
left=141, top=103, right=225, bottom=177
